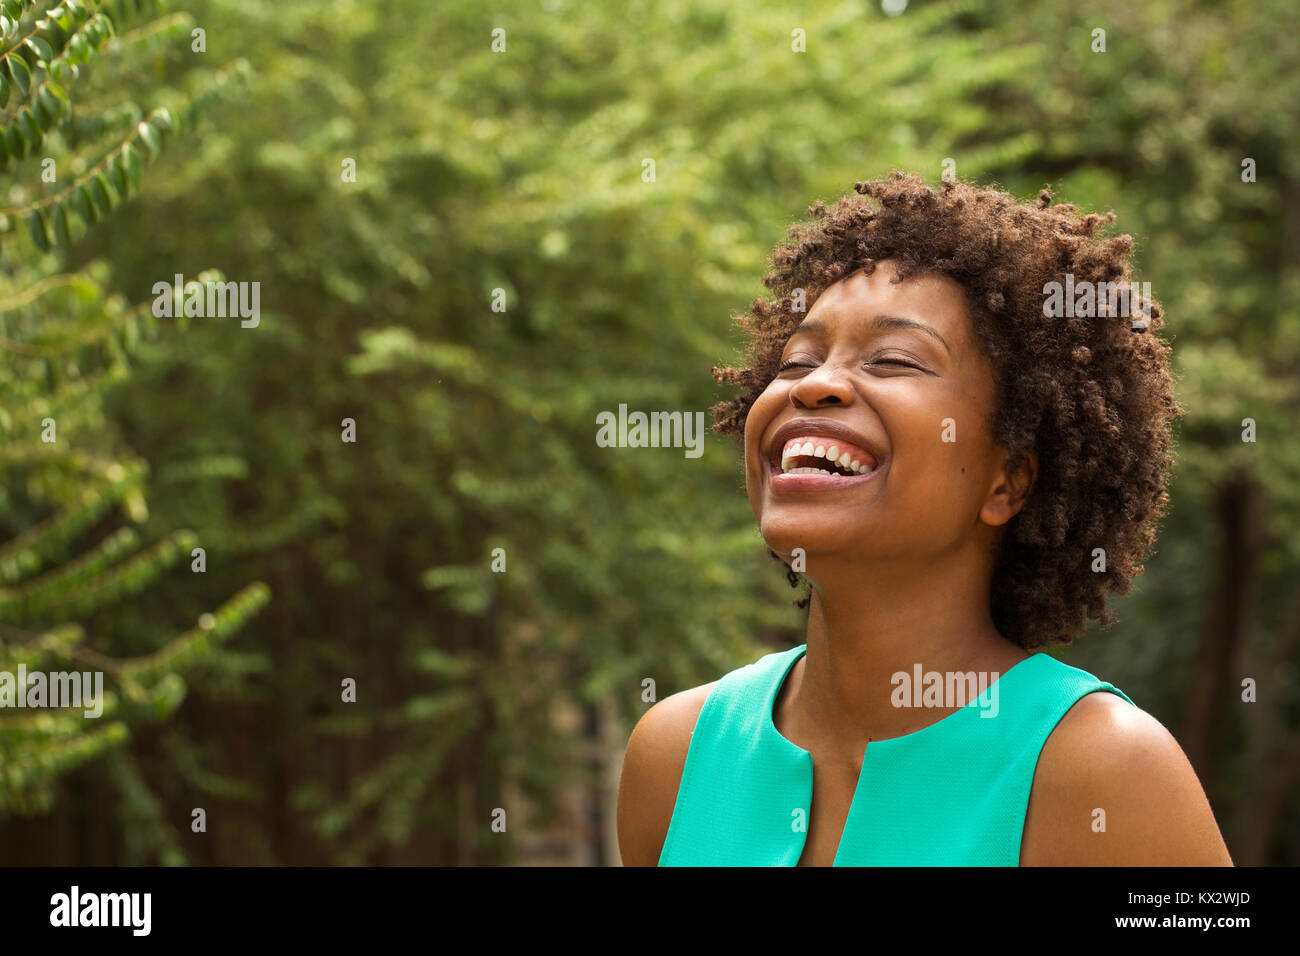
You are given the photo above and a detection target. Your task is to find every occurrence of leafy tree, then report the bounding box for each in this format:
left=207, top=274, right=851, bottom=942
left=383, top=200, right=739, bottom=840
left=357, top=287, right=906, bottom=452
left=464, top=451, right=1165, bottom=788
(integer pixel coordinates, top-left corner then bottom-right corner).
left=0, top=0, right=264, bottom=842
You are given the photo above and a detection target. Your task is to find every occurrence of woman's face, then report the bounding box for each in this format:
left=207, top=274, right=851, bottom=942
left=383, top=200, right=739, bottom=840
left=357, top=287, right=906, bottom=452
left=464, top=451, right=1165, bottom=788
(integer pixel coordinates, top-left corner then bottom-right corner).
left=744, top=259, right=1026, bottom=574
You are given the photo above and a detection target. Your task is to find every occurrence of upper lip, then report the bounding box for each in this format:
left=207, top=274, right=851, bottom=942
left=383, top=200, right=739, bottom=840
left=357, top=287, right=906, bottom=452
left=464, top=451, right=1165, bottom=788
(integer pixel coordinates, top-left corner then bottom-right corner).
left=765, top=417, right=886, bottom=470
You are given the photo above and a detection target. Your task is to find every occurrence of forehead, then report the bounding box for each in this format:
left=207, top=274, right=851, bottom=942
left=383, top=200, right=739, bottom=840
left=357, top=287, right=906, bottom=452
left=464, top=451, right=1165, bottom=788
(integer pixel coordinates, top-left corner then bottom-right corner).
left=803, top=262, right=975, bottom=343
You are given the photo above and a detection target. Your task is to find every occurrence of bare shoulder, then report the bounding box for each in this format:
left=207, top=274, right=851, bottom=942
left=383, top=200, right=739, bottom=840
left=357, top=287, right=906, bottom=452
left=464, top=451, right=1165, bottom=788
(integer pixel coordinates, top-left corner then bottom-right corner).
left=1021, top=690, right=1233, bottom=865
left=615, top=680, right=717, bottom=867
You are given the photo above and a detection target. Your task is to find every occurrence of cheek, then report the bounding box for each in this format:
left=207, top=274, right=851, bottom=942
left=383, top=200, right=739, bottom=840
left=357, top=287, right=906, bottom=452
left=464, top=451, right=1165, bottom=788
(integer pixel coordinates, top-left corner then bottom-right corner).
left=887, top=396, right=994, bottom=506
left=743, top=384, right=784, bottom=457
left=743, top=386, right=785, bottom=505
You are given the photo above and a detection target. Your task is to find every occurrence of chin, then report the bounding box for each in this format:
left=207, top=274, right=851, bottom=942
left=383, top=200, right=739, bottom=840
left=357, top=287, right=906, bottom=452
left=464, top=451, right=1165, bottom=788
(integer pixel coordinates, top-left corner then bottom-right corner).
left=757, top=515, right=842, bottom=558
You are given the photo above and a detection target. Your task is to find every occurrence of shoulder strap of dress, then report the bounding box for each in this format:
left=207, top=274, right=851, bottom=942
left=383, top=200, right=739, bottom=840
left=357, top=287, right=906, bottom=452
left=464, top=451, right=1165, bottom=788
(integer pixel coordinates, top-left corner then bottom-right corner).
left=833, top=652, right=1135, bottom=865
left=658, top=645, right=809, bottom=866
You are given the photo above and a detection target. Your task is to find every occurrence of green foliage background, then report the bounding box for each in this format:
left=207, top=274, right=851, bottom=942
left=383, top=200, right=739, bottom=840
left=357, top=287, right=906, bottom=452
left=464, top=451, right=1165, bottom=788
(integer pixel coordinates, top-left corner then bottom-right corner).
left=1, top=0, right=1297, bottom=863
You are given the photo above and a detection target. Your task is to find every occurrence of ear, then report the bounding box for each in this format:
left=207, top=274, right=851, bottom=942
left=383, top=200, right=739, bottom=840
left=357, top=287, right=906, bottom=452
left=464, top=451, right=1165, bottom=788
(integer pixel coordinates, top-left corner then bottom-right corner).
left=980, top=448, right=1038, bottom=528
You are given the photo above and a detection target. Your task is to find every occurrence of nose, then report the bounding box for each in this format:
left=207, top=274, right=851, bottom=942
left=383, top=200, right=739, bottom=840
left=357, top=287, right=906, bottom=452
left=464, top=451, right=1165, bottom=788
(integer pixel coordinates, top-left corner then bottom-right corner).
left=789, top=363, right=855, bottom=409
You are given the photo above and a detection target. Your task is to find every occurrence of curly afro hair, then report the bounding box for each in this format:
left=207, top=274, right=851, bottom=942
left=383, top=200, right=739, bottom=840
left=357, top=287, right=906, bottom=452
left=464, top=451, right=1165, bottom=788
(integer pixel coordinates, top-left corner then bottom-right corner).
left=711, top=170, right=1182, bottom=650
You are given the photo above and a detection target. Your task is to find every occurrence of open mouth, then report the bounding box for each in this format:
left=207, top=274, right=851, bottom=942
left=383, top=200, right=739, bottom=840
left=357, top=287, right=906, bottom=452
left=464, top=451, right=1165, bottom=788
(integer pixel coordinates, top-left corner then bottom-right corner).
left=776, top=437, right=878, bottom=477
left=765, top=435, right=884, bottom=493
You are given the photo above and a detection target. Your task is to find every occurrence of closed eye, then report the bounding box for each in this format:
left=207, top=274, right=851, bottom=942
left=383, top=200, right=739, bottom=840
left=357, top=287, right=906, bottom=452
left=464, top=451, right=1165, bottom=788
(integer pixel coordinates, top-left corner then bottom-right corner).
left=776, top=357, right=925, bottom=373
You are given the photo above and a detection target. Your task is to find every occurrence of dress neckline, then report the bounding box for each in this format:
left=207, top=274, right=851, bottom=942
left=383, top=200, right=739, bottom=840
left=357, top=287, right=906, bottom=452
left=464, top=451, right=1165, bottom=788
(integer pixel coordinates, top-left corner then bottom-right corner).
left=761, top=644, right=1045, bottom=866
left=764, top=644, right=1044, bottom=755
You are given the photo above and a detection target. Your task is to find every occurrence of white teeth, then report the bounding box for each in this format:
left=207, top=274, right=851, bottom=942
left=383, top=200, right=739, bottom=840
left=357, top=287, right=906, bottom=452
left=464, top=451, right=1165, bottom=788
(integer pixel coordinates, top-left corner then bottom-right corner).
left=777, top=436, right=878, bottom=476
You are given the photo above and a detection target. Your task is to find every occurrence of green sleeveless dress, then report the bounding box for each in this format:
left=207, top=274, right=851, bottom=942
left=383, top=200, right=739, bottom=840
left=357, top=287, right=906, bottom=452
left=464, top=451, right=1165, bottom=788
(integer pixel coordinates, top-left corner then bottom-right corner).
left=658, top=644, right=1134, bottom=866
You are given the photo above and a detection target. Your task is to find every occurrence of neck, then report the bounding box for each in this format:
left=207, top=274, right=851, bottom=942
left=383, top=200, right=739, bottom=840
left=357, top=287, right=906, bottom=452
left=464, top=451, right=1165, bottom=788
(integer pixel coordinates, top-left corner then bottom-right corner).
left=787, top=545, right=1028, bottom=749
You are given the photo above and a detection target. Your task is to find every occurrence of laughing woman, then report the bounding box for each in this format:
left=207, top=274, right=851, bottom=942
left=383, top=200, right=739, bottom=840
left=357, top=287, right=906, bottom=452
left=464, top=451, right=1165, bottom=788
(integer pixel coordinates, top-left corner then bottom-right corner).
left=617, top=171, right=1233, bottom=866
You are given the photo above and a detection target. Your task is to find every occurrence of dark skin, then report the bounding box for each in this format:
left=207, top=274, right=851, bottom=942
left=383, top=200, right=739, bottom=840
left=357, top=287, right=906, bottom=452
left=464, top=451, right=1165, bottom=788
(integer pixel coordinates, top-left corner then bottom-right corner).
left=617, top=260, right=1233, bottom=866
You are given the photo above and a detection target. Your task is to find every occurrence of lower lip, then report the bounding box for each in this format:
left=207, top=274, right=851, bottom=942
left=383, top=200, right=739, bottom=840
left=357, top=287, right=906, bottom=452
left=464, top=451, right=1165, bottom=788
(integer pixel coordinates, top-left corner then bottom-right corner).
left=767, top=460, right=883, bottom=494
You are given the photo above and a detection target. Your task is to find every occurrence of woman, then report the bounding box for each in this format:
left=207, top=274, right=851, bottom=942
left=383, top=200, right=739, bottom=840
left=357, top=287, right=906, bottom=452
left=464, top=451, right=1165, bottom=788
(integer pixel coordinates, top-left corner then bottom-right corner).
left=617, top=171, right=1233, bottom=866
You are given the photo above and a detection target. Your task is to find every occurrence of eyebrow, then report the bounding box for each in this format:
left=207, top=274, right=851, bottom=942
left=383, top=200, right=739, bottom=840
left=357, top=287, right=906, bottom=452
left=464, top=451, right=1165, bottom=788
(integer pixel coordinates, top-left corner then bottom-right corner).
left=791, top=315, right=952, bottom=356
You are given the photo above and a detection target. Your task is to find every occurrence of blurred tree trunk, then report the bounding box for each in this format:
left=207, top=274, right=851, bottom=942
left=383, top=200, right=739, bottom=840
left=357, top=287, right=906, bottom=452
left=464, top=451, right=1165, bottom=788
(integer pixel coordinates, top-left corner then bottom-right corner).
left=584, top=701, right=605, bottom=866
left=1233, top=588, right=1300, bottom=864
left=1183, top=476, right=1261, bottom=789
